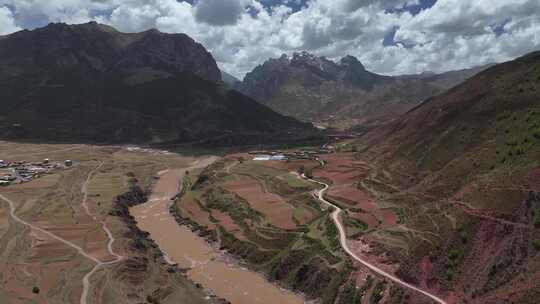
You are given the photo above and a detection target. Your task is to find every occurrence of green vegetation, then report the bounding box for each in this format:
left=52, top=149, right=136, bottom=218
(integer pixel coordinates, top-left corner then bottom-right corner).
left=32, top=287, right=40, bottom=294
left=343, top=213, right=369, bottom=238
left=233, top=161, right=283, bottom=179
left=534, top=207, right=540, bottom=228
left=279, top=172, right=315, bottom=190
left=205, top=187, right=263, bottom=226
left=496, top=107, right=540, bottom=165
left=337, top=281, right=362, bottom=304
left=445, top=247, right=464, bottom=280
left=371, top=281, right=386, bottom=303
left=533, top=239, right=540, bottom=251
left=363, top=275, right=374, bottom=292
left=457, top=225, right=469, bottom=244
left=324, top=217, right=340, bottom=251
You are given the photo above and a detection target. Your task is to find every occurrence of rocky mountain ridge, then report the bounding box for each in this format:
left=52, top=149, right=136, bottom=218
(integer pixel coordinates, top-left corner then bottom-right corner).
left=239, top=51, right=489, bottom=129
left=0, top=21, right=221, bottom=82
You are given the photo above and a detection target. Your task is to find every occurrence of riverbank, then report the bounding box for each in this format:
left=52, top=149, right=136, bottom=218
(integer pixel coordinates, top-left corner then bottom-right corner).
left=130, top=159, right=305, bottom=304
left=169, top=198, right=314, bottom=304
left=111, top=184, right=227, bottom=304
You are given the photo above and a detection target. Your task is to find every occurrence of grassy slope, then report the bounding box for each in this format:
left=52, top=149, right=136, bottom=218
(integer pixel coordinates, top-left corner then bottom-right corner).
left=0, top=71, right=311, bottom=143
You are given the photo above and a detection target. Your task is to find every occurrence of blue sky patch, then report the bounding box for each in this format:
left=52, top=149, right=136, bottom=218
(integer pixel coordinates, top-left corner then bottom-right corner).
left=491, top=18, right=512, bottom=37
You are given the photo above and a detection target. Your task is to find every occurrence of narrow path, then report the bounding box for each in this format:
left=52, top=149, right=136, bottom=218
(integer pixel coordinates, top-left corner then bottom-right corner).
left=414, top=192, right=531, bottom=229
left=80, top=162, right=125, bottom=304
left=303, top=175, right=448, bottom=304
left=448, top=199, right=530, bottom=229
left=0, top=193, right=102, bottom=264
left=224, top=160, right=238, bottom=174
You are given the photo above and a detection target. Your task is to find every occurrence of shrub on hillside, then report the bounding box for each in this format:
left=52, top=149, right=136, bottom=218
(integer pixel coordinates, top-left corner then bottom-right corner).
left=533, top=240, right=540, bottom=251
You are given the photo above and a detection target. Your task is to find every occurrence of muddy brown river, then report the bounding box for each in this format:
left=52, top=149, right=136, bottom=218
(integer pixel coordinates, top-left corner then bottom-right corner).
left=130, top=160, right=304, bottom=304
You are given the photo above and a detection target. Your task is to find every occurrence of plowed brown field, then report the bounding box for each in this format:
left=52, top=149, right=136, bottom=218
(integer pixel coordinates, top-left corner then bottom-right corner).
left=224, top=177, right=296, bottom=229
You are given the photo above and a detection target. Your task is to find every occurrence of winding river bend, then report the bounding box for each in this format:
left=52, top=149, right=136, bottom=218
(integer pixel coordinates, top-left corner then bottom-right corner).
left=130, top=158, right=304, bottom=304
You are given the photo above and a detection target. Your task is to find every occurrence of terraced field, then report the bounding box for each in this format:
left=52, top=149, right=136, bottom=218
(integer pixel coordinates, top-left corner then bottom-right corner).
left=313, top=153, right=401, bottom=231
left=224, top=176, right=297, bottom=229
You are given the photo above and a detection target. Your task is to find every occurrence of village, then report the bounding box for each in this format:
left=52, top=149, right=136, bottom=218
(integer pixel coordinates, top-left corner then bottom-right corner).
left=0, top=158, right=73, bottom=186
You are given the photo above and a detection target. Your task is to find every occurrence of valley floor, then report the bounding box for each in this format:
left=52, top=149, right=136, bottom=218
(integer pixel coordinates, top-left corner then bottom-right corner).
left=1, top=140, right=539, bottom=304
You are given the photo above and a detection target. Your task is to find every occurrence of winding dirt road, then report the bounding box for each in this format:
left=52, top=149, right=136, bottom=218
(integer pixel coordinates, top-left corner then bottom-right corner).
left=80, top=162, right=125, bottom=304
left=304, top=176, right=448, bottom=304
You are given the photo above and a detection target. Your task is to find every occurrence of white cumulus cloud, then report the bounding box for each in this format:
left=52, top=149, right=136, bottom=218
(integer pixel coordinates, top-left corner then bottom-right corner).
left=0, top=6, right=20, bottom=35
left=0, top=0, right=538, bottom=79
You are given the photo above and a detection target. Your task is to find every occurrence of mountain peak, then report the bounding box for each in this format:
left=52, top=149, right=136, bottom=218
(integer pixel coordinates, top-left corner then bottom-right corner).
left=290, top=51, right=329, bottom=65
left=39, top=21, right=118, bottom=33
left=292, top=51, right=317, bottom=61
left=2, top=22, right=222, bottom=82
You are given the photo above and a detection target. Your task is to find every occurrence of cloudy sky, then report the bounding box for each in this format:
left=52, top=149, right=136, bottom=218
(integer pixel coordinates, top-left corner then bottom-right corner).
left=0, top=0, right=539, bottom=79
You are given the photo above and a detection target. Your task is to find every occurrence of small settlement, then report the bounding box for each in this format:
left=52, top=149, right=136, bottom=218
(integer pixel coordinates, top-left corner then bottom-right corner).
left=0, top=158, right=73, bottom=186
left=249, top=145, right=334, bottom=161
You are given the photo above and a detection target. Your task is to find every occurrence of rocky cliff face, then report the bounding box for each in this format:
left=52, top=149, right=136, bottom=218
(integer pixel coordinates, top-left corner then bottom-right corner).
left=239, top=52, right=486, bottom=129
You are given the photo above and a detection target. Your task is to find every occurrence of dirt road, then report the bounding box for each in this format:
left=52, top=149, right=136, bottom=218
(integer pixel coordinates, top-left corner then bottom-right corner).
left=80, top=162, right=125, bottom=304
left=304, top=175, right=448, bottom=304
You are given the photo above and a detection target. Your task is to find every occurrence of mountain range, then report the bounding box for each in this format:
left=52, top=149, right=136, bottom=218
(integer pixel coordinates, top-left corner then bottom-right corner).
left=0, top=22, right=311, bottom=144
left=238, top=51, right=489, bottom=129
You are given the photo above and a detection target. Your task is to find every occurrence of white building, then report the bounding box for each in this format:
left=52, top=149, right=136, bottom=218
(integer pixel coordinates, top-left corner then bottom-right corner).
left=253, top=155, right=271, bottom=161
left=270, top=155, right=287, bottom=161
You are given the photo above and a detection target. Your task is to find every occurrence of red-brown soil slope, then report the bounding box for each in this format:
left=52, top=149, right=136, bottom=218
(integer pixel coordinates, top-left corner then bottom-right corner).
left=354, top=50, right=540, bottom=303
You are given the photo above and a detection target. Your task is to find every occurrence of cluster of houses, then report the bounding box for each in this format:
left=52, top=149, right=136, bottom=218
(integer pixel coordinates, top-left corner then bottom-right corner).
left=0, top=159, right=73, bottom=186
left=249, top=145, right=334, bottom=162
